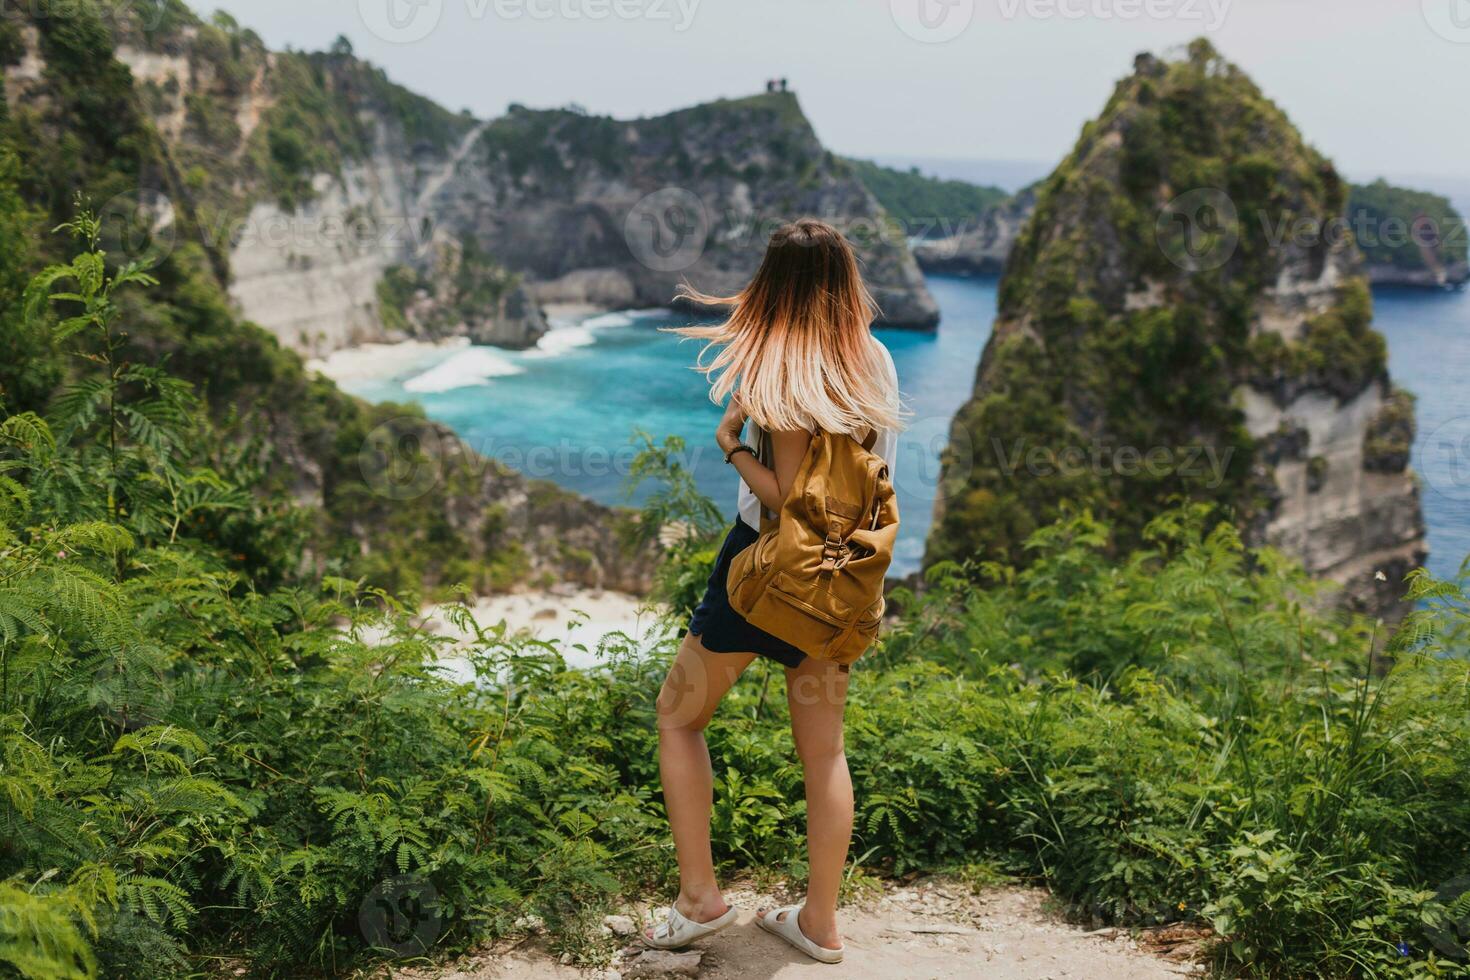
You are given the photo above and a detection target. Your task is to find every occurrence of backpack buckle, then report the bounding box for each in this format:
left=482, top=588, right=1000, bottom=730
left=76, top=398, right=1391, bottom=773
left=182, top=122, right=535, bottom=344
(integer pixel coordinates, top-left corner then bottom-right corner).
left=821, top=531, right=850, bottom=572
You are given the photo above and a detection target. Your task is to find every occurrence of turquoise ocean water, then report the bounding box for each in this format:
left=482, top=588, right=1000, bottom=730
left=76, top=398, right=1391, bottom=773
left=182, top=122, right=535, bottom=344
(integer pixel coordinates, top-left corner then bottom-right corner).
left=344, top=275, right=1469, bottom=582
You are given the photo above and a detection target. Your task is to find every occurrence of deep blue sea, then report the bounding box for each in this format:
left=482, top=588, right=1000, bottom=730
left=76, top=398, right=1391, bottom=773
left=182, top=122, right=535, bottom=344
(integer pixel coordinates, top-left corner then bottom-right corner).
left=1377, top=286, right=1470, bottom=581
left=344, top=275, right=1469, bottom=582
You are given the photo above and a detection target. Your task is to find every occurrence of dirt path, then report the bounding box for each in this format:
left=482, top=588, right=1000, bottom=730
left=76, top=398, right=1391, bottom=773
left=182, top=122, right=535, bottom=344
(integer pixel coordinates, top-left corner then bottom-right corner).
left=400, top=880, right=1206, bottom=980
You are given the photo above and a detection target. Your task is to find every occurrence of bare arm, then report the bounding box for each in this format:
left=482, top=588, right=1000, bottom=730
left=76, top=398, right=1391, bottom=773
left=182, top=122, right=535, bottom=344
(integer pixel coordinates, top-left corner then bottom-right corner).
left=715, top=398, right=811, bottom=515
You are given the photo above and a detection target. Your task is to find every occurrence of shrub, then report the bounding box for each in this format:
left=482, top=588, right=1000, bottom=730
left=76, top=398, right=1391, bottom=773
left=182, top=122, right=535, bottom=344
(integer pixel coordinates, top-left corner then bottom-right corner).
left=3, top=214, right=1468, bottom=979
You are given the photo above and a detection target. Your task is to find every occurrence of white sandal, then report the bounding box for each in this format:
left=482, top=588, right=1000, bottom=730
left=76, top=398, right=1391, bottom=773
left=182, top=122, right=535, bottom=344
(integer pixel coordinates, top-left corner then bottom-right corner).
left=757, top=904, right=844, bottom=964
left=642, top=904, right=739, bottom=949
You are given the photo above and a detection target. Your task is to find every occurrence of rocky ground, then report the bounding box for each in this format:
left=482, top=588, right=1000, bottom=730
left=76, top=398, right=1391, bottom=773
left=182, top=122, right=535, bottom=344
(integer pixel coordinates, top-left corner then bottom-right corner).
left=390, top=878, right=1211, bottom=980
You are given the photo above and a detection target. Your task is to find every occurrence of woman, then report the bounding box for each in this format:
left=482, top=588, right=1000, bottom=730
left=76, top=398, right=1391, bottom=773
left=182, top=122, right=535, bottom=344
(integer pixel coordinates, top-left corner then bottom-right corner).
left=643, top=219, right=902, bottom=965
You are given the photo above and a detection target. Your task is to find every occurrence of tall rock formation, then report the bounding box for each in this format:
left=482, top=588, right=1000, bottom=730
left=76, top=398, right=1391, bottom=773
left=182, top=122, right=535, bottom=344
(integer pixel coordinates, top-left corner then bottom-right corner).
left=926, top=41, right=1425, bottom=619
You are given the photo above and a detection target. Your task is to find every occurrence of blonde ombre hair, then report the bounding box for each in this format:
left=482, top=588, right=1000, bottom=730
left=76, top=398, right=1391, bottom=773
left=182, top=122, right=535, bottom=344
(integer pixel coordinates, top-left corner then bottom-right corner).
left=668, top=219, right=905, bottom=435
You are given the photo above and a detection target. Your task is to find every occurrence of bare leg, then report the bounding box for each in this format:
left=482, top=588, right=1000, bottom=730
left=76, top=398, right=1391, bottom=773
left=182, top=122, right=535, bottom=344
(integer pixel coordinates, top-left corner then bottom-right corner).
left=647, top=634, right=756, bottom=939
left=758, top=657, right=851, bottom=950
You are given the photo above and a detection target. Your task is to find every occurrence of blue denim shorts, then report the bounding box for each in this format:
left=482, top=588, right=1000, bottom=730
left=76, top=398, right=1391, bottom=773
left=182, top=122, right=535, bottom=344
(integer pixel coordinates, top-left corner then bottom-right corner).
left=686, top=521, right=806, bottom=669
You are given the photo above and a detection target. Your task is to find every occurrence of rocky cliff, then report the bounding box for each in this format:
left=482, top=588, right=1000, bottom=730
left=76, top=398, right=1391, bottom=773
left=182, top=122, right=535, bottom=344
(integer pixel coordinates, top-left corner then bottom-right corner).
left=0, top=2, right=652, bottom=594
left=422, top=97, right=939, bottom=328
left=926, top=41, right=1425, bottom=619
left=912, top=185, right=1037, bottom=276
left=99, top=13, right=935, bottom=353
left=916, top=179, right=1469, bottom=293
left=97, top=14, right=549, bottom=357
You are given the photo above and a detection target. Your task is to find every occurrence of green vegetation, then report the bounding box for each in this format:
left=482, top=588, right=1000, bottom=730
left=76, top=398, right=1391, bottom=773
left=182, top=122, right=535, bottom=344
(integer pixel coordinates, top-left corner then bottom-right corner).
left=1364, top=388, right=1418, bottom=474
left=244, top=45, right=469, bottom=211
left=103, top=1, right=472, bottom=218
left=4, top=271, right=1469, bottom=975
left=0, top=215, right=630, bottom=977
left=479, top=106, right=623, bottom=182
left=1350, top=179, right=1469, bottom=276
left=376, top=238, right=523, bottom=339
left=4, top=13, right=1466, bottom=979
left=930, top=40, right=1388, bottom=570
left=845, top=157, right=1008, bottom=237
left=0, top=1, right=600, bottom=600
left=480, top=91, right=825, bottom=188
left=1248, top=278, right=1387, bottom=400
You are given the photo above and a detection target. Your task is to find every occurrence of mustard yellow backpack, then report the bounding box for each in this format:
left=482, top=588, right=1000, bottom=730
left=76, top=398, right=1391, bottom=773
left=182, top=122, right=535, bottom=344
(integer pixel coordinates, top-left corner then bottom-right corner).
left=726, top=429, right=899, bottom=665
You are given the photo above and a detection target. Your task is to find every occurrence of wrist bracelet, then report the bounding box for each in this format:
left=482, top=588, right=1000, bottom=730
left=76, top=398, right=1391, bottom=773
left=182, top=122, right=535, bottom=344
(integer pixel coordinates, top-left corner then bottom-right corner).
left=724, top=444, right=756, bottom=464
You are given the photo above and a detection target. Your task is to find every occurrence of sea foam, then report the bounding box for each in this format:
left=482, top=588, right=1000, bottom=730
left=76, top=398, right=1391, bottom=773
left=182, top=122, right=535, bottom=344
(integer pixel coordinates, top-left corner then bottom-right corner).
left=529, top=308, right=666, bottom=358
left=403, top=347, right=524, bottom=393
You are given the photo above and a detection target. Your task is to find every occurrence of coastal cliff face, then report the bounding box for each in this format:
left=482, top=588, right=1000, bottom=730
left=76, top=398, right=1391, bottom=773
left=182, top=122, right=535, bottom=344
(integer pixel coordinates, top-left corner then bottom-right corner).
left=425, top=96, right=939, bottom=328
left=926, top=41, right=1425, bottom=619
left=912, top=186, right=1037, bottom=276
left=0, top=4, right=653, bottom=594
left=101, top=17, right=550, bottom=357
left=103, top=17, right=936, bottom=352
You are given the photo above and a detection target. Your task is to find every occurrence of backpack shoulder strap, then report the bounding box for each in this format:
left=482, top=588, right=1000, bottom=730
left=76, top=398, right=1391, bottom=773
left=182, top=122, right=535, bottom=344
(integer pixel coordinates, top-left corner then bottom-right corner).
left=751, top=425, right=780, bottom=527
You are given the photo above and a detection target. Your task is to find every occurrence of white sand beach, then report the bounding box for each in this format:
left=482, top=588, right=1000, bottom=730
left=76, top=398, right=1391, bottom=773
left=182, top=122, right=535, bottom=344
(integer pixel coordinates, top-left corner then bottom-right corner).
left=306, top=337, right=469, bottom=386
left=424, top=587, right=672, bottom=678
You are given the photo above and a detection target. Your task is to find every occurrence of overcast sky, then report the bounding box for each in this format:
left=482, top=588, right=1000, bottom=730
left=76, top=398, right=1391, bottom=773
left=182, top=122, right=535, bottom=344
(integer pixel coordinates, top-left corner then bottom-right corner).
left=192, top=0, right=1468, bottom=184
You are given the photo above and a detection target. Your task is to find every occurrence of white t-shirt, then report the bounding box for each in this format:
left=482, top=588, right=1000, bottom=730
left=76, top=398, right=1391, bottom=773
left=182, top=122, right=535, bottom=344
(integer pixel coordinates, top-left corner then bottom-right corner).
left=737, top=340, right=900, bottom=531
